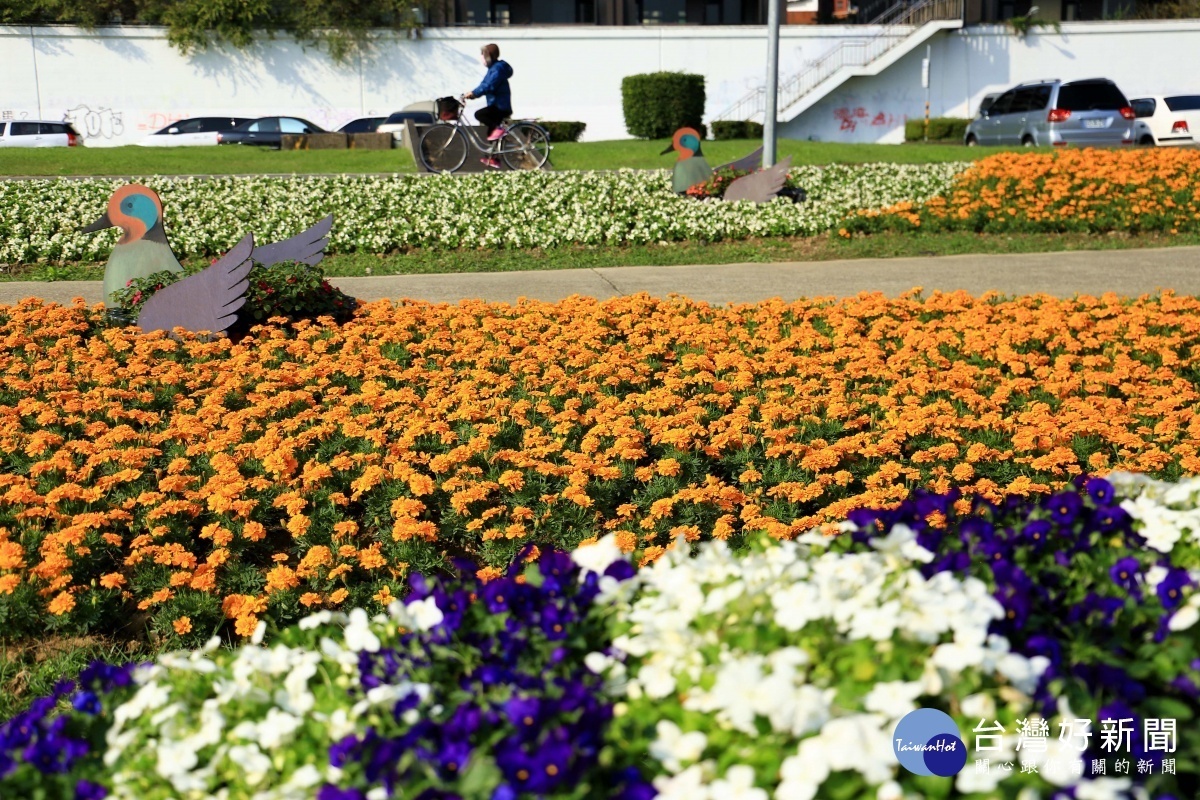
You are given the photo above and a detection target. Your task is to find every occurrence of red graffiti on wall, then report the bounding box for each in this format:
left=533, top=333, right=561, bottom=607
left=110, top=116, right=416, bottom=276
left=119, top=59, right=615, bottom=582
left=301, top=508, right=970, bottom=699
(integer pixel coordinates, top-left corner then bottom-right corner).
left=833, top=107, right=900, bottom=132
left=137, top=112, right=189, bottom=132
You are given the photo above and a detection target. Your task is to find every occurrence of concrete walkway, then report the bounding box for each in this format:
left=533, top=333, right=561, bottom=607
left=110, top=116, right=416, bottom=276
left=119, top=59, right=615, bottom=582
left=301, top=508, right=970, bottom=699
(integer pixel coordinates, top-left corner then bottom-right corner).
left=3, top=245, right=1198, bottom=308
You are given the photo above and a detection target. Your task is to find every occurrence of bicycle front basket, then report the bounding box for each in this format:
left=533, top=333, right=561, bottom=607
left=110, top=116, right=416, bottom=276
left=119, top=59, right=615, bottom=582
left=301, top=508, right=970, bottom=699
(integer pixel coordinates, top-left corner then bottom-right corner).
left=436, top=97, right=461, bottom=121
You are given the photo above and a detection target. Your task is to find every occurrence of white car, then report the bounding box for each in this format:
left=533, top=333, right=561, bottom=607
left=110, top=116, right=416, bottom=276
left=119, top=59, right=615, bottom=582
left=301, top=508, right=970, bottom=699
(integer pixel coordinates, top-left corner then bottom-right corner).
left=376, top=108, right=436, bottom=147
left=1131, top=95, right=1200, bottom=146
left=138, top=117, right=252, bottom=147
left=0, top=120, right=83, bottom=147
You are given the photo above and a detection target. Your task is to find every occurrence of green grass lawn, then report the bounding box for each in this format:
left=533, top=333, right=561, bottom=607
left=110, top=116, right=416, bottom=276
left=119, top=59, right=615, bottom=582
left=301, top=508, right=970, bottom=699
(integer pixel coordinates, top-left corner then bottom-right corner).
left=0, top=139, right=1015, bottom=177
left=6, top=231, right=1197, bottom=283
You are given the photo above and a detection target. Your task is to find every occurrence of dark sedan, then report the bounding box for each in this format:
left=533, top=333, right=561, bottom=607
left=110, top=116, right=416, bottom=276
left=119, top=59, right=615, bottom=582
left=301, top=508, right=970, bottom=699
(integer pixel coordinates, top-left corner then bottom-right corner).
left=217, top=117, right=326, bottom=148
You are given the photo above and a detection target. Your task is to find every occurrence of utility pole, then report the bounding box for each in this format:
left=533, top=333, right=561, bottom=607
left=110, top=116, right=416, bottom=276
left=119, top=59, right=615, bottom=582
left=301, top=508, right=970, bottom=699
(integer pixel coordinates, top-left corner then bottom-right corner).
left=764, top=0, right=781, bottom=166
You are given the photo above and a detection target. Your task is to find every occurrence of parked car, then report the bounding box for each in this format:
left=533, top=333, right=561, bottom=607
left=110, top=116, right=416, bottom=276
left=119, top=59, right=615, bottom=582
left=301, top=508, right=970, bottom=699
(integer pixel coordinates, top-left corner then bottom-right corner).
left=376, top=111, right=435, bottom=146
left=338, top=116, right=387, bottom=134
left=1131, top=95, right=1200, bottom=146
left=139, top=117, right=253, bottom=147
left=217, top=117, right=326, bottom=148
left=0, top=120, right=83, bottom=148
left=965, top=78, right=1135, bottom=148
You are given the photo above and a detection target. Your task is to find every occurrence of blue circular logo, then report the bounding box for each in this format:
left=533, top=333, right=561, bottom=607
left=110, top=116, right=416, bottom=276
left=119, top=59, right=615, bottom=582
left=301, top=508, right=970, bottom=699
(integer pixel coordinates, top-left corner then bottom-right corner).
left=892, top=708, right=967, bottom=777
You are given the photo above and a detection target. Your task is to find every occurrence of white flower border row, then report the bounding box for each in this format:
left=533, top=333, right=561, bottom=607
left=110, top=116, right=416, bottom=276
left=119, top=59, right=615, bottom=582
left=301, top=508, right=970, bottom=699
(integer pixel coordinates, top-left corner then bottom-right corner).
left=0, top=165, right=966, bottom=263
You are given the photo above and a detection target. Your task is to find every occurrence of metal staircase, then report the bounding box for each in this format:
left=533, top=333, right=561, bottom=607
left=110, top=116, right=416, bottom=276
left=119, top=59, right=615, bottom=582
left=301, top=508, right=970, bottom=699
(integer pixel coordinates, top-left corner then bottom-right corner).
left=716, top=0, right=964, bottom=123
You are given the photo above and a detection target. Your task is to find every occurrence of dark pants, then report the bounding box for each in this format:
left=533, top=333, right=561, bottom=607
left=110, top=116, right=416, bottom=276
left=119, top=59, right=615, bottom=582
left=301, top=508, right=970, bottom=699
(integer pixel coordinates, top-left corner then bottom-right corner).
left=475, top=105, right=509, bottom=136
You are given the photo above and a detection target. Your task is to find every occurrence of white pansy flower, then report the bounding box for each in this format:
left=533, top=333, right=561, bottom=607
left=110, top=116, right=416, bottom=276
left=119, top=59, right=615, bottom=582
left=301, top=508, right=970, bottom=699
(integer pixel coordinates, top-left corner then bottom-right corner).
left=653, top=763, right=713, bottom=800
left=343, top=607, right=382, bottom=652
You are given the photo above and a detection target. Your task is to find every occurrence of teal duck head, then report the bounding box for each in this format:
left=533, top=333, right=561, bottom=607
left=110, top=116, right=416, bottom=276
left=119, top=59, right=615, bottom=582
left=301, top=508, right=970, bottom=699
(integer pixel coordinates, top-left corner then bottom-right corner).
left=661, top=127, right=704, bottom=160
left=80, top=184, right=169, bottom=245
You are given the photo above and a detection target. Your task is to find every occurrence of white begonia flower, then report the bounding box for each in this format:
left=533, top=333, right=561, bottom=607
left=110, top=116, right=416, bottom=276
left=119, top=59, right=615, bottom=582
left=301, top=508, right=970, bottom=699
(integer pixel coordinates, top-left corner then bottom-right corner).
left=710, top=764, right=768, bottom=800
left=960, top=692, right=996, bottom=720
left=653, top=763, right=713, bottom=800
left=256, top=707, right=302, bottom=750
left=584, top=651, right=612, bottom=674
left=298, top=610, right=334, bottom=630
left=154, top=738, right=199, bottom=780
left=636, top=658, right=677, bottom=699
left=1168, top=604, right=1199, bottom=631
left=648, top=720, right=708, bottom=773
left=228, top=743, right=273, bottom=786
left=848, top=600, right=902, bottom=640
left=1075, top=778, right=1134, bottom=800
left=876, top=781, right=905, bottom=800
left=251, top=619, right=267, bottom=646
left=931, top=641, right=986, bottom=672
left=343, top=607, right=382, bottom=652
left=863, top=680, right=925, bottom=720
left=407, top=596, right=445, bottom=631
left=996, top=653, right=1050, bottom=695
left=571, top=533, right=624, bottom=575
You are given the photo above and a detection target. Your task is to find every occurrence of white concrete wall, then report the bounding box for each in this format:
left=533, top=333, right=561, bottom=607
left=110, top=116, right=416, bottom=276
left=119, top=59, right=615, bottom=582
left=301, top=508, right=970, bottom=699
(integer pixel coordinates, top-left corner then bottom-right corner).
left=789, top=21, right=1200, bottom=143
left=2, top=21, right=1198, bottom=147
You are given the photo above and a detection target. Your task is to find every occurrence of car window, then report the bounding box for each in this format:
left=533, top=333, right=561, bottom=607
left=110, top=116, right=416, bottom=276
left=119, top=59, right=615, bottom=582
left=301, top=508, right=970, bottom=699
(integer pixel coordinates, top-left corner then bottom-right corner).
left=11, top=122, right=38, bottom=136
left=988, top=90, right=1017, bottom=116
left=1025, top=86, right=1051, bottom=112
left=173, top=119, right=205, bottom=134
left=209, top=118, right=249, bottom=131
left=280, top=118, right=307, bottom=133
left=0, top=123, right=5, bottom=135
left=1057, top=82, right=1128, bottom=111
left=1130, top=99, right=1156, bottom=118
left=40, top=123, right=69, bottom=135
left=1164, top=96, right=1200, bottom=112
left=1010, top=88, right=1039, bottom=113
left=385, top=112, right=434, bottom=124
left=256, top=118, right=281, bottom=133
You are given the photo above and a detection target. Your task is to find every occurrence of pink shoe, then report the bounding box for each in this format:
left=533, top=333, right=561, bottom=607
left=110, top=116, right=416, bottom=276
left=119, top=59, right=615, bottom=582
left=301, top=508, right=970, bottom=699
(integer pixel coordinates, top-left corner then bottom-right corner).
left=487, top=127, right=507, bottom=142
left=480, top=157, right=501, bottom=169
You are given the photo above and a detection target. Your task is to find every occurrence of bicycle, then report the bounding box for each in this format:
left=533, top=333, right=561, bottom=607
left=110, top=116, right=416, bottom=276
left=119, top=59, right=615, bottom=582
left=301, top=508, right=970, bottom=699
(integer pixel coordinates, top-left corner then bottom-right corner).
left=418, top=96, right=552, bottom=173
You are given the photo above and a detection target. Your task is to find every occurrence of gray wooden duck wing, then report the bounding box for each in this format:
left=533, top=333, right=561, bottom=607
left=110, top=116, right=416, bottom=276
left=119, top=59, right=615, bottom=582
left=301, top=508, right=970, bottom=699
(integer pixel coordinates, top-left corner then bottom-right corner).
left=252, top=215, right=334, bottom=268
left=136, top=233, right=255, bottom=336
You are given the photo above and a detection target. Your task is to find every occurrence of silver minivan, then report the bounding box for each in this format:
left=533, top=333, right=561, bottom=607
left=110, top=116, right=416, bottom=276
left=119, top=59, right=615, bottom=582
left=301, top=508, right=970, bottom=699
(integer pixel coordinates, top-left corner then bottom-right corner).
left=0, top=120, right=83, bottom=147
left=965, top=79, right=1135, bottom=148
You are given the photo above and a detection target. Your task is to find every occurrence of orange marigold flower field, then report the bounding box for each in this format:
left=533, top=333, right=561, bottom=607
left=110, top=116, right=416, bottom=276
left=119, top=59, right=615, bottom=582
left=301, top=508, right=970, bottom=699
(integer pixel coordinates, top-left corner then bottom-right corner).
left=847, top=148, right=1200, bottom=235
left=1, top=291, right=1199, bottom=644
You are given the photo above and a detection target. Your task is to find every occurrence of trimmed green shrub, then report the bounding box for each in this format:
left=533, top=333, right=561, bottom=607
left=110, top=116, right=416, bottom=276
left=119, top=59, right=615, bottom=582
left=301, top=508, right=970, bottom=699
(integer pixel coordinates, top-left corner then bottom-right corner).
left=540, top=121, right=587, bottom=142
left=904, top=117, right=972, bottom=142
left=621, top=72, right=706, bottom=139
left=711, top=120, right=765, bottom=140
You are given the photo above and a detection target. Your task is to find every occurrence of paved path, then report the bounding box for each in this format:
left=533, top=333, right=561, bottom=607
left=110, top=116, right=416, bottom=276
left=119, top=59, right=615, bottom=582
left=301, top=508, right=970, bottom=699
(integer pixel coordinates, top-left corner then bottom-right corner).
left=2, top=245, right=1198, bottom=308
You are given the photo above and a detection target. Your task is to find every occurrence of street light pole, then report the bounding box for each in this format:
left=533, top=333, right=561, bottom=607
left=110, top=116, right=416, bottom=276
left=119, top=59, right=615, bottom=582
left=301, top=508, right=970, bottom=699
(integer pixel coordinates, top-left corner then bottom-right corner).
left=764, top=0, right=781, bottom=167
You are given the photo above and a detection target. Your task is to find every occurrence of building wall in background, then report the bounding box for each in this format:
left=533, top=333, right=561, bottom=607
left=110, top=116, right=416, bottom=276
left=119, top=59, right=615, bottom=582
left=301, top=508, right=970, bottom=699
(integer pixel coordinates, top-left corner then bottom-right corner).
left=1, top=21, right=1196, bottom=147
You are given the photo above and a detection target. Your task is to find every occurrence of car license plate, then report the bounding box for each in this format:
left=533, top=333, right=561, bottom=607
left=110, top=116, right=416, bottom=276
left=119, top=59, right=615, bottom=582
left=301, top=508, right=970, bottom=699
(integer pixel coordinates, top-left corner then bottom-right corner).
left=1084, top=119, right=1107, bottom=129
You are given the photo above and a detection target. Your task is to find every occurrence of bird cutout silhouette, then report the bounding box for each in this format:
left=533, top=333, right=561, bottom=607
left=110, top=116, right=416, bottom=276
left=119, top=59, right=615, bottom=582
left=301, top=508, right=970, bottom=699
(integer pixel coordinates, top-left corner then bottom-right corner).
left=723, top=156, right=793, bottom=204
left=661, top=128, right=790, bottom=203
left=79, top=184, right=335, bottom=312
left=136, top=233, right=255, bottom=336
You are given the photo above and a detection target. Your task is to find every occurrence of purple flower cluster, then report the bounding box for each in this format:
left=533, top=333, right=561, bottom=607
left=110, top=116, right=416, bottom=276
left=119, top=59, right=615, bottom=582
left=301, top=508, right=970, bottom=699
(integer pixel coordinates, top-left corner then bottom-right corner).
left=1, top=660, right=137, bottom=798
left=846, top=475, right=1200, bottom=797
left=319, top=548, right=652, bottom=800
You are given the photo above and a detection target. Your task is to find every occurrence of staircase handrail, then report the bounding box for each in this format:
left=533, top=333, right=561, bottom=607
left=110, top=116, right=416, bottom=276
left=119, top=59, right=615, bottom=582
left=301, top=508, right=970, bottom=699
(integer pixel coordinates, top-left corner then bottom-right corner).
left=713, top=0, right=962, bottom=122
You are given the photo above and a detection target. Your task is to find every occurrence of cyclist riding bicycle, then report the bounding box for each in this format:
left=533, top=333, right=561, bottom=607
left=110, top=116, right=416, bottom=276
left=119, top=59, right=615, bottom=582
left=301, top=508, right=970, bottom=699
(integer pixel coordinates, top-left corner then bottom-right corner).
left=463, top=43, right=513, bottom=170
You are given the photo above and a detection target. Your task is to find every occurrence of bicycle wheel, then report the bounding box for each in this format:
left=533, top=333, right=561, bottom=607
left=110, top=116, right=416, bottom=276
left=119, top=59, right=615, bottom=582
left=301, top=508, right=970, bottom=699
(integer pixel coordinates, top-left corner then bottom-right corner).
left=419, top=125, right=468, bottom=173
left=500, top=123, right=551, bottom=171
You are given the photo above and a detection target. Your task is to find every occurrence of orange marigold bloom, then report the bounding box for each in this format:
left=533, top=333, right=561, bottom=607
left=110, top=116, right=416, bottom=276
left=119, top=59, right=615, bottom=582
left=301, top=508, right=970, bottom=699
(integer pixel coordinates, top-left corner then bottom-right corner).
left=234, top=614, right=260, bottom=637
left=241, top=521, right=266, bottom=542
left=48, top=591, right=75, bottom=615
left=373, top=585, right=394, bottom=605
left=299, top=592, right=323, bottom=607
left=0, top=542, right=25, bottom=570
left=328, top=588, right=349, bottom=605
left=265, top=565, right=300, bottom=593
left=173, top=616, right=193, bottom=635
left=0, top=574, right=19, bottom=595
left=99, top=572, right=126, bottom=589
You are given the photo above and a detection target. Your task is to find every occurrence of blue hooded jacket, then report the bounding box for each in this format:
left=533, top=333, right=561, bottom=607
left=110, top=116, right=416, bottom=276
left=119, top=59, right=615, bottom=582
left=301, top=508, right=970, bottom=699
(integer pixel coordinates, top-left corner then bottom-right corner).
left=472, top=60, right=514, bottom=114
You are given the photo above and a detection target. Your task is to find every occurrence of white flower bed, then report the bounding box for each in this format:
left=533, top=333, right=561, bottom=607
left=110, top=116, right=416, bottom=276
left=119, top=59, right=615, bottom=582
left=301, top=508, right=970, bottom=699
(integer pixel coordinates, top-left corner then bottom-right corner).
left=0, top=165, right=965, bottom=263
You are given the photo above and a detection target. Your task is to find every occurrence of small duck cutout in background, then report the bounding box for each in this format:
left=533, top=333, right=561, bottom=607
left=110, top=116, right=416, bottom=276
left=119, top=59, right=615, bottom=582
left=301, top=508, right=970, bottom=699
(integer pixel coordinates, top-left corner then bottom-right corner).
left=661, top=128, right=795, bottom=204
left=80, top=184, right=334, bottom=335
